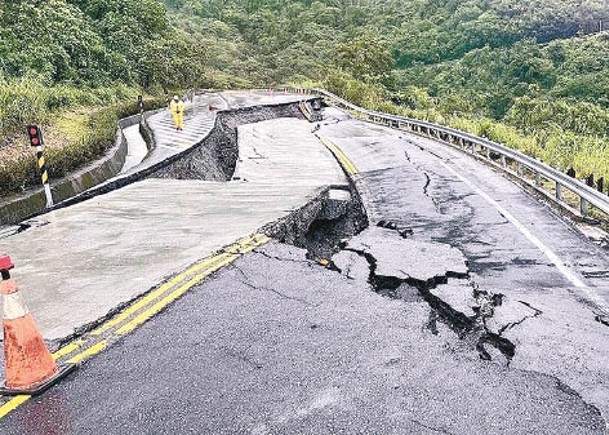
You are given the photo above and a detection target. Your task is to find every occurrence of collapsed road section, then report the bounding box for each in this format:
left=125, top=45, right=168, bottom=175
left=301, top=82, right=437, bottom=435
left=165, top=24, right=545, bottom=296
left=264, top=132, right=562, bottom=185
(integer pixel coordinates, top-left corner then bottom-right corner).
left=0, top=94, right=345, bottom=342
left=0, top=94, right=607, bottom=434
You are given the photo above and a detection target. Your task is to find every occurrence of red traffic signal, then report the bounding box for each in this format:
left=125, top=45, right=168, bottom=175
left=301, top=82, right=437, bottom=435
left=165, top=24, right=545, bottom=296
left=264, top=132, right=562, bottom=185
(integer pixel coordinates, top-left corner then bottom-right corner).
left=27, top=125, right=44, bottom=147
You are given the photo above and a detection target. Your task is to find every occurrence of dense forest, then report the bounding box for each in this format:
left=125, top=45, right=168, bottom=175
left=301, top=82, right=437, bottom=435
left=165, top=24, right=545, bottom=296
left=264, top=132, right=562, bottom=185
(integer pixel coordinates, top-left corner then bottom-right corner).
left=2, top=0, right=609, bottom=195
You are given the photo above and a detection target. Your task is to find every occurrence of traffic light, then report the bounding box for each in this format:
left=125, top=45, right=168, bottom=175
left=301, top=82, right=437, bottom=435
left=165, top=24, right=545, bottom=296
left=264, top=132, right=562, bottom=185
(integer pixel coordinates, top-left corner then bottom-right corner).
left=27, top=125, right=44, bottom=147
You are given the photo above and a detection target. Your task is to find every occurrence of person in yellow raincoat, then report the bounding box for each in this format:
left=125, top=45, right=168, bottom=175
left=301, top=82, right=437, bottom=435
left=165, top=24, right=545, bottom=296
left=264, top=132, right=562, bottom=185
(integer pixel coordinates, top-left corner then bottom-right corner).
left=169, top=95, right=185, bottom=131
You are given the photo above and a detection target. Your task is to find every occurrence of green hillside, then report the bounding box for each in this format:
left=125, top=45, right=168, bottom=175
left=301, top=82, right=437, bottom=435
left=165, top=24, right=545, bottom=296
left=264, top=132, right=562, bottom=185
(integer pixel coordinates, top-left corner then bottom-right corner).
left=2, top=0, right=609, bottom=195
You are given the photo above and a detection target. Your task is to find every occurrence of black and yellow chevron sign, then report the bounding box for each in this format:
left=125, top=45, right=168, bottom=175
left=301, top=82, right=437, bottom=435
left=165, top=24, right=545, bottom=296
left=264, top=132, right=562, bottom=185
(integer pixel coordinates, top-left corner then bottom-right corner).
left=37, top=150, right=48, bottom=185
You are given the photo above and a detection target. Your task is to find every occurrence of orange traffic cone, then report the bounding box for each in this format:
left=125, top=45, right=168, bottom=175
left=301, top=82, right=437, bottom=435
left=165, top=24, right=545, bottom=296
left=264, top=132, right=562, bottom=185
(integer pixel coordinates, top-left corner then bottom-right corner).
left=0, top=255, right=74, bottom=395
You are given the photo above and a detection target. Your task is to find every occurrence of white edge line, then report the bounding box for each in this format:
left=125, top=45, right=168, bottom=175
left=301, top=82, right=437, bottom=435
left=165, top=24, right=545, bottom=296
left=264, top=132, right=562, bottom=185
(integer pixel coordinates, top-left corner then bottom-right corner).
left=438, top=160, right=609, bottom=314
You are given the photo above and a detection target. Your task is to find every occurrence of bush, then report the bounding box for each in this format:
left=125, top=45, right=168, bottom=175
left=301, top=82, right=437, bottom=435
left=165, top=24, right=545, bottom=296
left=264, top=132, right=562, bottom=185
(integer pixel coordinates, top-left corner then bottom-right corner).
left=0, top=74, right=49, bottom=132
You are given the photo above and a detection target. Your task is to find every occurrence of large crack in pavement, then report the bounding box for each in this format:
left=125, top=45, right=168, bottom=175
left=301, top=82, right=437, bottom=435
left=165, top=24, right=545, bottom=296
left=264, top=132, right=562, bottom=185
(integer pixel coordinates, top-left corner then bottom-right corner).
left=422, top=172, right=442, bottom=214
left=328, top=225, right=535, bottom=364
left=314, top=118, right=609, bottom=425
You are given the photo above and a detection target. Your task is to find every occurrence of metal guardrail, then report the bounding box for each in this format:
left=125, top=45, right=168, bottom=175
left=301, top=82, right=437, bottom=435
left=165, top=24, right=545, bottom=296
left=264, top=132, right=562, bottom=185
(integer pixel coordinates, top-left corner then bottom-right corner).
left=274, top=86, right=609, bottom=219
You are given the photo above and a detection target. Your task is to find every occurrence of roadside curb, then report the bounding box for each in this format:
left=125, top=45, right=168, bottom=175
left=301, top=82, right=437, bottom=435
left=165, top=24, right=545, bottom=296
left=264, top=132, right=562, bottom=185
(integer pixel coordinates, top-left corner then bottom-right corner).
left=0, top=114, right=140, bottom=226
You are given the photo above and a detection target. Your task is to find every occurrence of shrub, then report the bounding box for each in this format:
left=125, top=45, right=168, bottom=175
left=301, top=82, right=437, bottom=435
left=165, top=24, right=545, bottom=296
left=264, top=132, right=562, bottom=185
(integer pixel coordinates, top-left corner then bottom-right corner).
left=0, top=74, right=49, bottom=132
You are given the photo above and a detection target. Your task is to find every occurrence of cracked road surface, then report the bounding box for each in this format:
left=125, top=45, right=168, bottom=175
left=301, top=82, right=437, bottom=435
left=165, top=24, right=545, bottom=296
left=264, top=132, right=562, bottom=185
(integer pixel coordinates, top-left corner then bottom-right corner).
left=0, top=242, right=605, bottom=434
left=0, top=116, right=344, bottom=341
left=318, top=108, right=609, bottom=425
left=1, top=106, right=608, bottom=433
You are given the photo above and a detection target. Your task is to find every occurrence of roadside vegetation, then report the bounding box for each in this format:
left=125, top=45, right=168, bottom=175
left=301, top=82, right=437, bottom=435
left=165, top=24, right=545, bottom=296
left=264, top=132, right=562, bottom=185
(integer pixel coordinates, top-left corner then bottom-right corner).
left=2, top=0, right=609, bottom=197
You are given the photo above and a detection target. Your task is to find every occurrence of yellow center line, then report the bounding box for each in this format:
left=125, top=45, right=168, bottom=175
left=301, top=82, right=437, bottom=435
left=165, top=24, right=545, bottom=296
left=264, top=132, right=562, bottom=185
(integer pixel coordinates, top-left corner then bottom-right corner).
left=89, top=235, right=266, bottom=338
left=0, top=234, right=271, bottom=421
left=116, top=254, right=240, bottom=336
left=0, top=396, right=31, bottom=419
left=89, top=234, right=261, bottom=335
left=331, top=145, right=357, bottom=173
left=67, top=340, right=108, bottom=365
left=52, top=339, right=86, bottom=360
left=90, top=252, right=234, bottom=336
left=317, top=135, right=358, bottom=176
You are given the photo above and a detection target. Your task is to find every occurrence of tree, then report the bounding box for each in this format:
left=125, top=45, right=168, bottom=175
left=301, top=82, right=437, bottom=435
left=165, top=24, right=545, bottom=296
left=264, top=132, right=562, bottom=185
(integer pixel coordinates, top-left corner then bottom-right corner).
left=335, top=32, right=394, bottom=84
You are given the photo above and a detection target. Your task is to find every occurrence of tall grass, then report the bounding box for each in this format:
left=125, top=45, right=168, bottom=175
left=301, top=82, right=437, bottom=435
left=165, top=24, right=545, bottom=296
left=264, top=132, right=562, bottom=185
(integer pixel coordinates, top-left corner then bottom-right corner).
left=0, top=74, right=165, bottom=197
left=0, top=74, right=139, bottom=136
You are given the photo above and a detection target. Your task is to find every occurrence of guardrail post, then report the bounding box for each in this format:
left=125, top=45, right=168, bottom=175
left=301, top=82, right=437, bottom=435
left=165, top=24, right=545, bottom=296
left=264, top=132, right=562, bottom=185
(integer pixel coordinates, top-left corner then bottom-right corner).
left=459, top=138, right=464, bottom=148
left=535, top=172, right=541, bottom=187
left=556, top=183, right=563, bottom=201
left=485, top=147, right=491, bottom=160
left=501, top=155, right=507, bottom=168
left=580, top=197, right=588, bottom=217
left=516, top=162, right=523, bottom=177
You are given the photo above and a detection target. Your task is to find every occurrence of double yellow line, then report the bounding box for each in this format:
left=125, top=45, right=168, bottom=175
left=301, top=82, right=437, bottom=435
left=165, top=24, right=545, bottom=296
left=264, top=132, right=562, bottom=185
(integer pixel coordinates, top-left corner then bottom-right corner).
left=316, top=134, right=359, bottom=176
left=0, top=233, right=270, bottom=419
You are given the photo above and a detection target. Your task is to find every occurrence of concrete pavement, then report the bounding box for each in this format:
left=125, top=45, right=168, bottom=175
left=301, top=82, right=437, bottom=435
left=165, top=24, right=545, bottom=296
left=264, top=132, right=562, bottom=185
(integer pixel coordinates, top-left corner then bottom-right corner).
left=0, top=116, right=345, bottom=340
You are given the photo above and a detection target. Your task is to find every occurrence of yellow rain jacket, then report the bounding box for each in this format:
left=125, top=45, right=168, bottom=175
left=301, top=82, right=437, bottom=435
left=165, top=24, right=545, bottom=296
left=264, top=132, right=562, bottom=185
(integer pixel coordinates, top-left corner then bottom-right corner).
left=170, top=99, right=185, bottom=129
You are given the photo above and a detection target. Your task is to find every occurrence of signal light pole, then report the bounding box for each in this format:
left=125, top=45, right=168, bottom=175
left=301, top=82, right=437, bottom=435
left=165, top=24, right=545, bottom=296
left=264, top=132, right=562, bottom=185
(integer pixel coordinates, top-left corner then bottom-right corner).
left=26, top=125, right=53, bottom=208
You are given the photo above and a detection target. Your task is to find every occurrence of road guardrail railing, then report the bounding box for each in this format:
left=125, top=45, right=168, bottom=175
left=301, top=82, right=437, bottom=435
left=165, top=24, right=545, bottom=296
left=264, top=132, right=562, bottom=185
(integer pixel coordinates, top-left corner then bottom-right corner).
left=274, top=87, right=609, bottom=220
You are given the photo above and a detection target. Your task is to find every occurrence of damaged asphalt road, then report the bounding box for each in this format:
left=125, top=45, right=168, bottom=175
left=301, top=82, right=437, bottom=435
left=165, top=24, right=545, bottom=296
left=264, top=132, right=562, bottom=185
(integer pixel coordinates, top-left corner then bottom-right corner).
left=0, top=242, right=605, bottom=434
left=2, top=106, right=609, bottom=434
left=318, top=108, right=609, bottom=427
